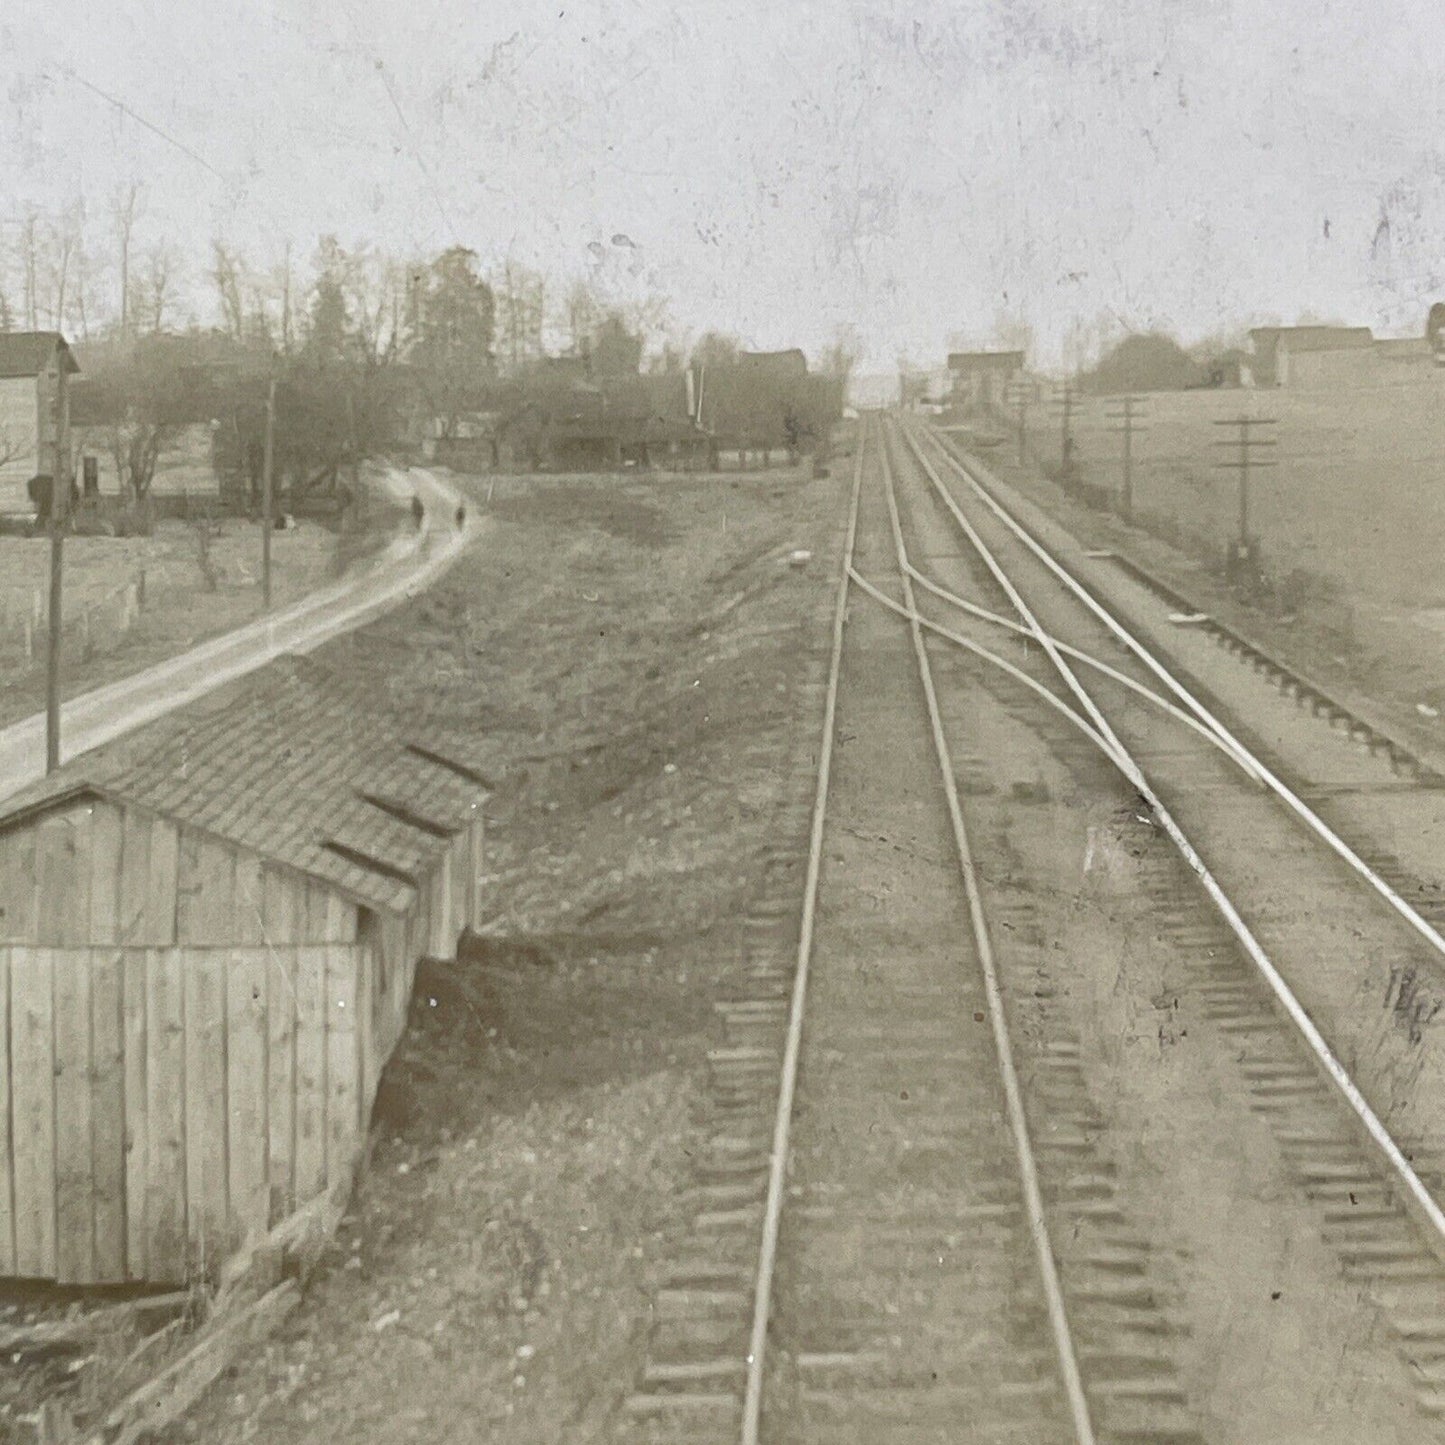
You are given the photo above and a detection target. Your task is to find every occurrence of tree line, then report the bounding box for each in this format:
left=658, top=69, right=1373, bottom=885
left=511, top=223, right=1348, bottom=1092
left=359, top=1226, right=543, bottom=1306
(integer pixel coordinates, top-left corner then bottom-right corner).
left=3, top=192, right=859, bottom=501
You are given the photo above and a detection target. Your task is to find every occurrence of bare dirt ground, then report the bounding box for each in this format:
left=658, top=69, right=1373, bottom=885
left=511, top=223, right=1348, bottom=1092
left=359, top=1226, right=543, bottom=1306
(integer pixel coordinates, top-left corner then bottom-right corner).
left=141, top=460, right=847, bottom=1442
left=0, top=497, right=399, bottom=732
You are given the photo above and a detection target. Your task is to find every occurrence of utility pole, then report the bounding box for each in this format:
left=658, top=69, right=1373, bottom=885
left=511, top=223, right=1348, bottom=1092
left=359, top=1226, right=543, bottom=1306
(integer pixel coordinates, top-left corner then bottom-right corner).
left=45, top=362, right=71, bottom=773
left=1005, top=377, right=1031, bottom=465
left=1213, top=415, right=1277, bottom=585
left=1050, top=381, right=1080, bottom=487
left=262, top=378, right=276, bottom=610
left=1104, top=395, right=1147, bottom=521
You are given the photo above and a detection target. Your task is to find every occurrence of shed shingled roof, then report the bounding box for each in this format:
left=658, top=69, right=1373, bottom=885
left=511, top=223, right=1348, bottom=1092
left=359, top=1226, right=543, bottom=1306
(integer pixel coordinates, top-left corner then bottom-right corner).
left=0, top=331, right=80, bottom=379
left=0, top=654, right=492, bottom=914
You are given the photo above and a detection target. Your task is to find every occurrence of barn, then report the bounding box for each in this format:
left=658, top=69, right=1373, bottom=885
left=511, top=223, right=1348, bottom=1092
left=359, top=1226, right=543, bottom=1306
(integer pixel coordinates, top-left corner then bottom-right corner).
left=0, top=655, right=490, bottom=1286
left=1246, top=326, right=1375, bottom=387
left=0, top=331, right=78, bottom=512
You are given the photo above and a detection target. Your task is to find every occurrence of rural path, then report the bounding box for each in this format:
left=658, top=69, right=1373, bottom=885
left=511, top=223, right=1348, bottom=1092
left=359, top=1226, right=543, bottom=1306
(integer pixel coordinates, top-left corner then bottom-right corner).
left=0, top=465, right=481, bottom=805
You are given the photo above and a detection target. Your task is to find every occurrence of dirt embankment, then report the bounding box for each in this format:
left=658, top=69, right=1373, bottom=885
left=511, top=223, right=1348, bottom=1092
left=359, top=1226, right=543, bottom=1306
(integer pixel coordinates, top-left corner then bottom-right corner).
left=148, top=461, right=847, bottom=1443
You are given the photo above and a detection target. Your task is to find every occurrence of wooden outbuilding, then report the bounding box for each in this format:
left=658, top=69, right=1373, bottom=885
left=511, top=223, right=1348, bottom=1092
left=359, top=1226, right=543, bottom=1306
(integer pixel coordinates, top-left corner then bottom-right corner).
left=0, top=331, right=79, bottom=512
left=0, top=656, right=490, bottom=1286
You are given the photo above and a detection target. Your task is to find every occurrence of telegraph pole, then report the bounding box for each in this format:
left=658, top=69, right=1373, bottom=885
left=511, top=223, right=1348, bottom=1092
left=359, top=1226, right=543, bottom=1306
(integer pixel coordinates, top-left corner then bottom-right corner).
left=262, top=378, right=276, bottom=610
left=44, top=363, right=71, bottom=773
left=1005, top=377, right=1031, bottom=465
left=1213, top=415, right=1277, bottom=585
left=1104, top=395, right=1147, bottom=521
left=1050, top=381, right=1080, bottom=487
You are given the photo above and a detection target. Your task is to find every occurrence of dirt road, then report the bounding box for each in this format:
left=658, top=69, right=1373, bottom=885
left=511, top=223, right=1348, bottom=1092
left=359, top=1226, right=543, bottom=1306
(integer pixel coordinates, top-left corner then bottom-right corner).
left=0, top=466, right=474, bottom=804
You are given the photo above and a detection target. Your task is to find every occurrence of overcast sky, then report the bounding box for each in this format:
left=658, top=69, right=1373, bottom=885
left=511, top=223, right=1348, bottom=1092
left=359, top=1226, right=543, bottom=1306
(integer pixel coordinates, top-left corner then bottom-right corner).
left=4, top=0, right=1445, bottom=370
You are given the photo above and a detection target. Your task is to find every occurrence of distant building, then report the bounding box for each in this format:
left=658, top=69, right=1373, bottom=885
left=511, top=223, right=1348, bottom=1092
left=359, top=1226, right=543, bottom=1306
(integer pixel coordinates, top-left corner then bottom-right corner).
left=544, top=373, right=712, bottom=469
left=488, top=370, right=712, bottom=471
left=1246, top=327, right=1373, bottom=387
left=0, top=331, right=79, bottom=502
left=946, top=350, right=1025, bottom=408
left=692, top=350, right=831, bottom=458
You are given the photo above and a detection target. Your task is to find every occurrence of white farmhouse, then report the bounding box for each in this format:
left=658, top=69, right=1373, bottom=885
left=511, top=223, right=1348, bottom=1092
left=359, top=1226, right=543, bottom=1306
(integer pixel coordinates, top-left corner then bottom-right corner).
left=0, top=331, right=79, bottom=511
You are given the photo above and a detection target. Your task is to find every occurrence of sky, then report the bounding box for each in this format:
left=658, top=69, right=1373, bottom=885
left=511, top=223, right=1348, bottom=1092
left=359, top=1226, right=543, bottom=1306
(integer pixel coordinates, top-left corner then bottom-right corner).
left=4, top=0, right=1445, bottom=371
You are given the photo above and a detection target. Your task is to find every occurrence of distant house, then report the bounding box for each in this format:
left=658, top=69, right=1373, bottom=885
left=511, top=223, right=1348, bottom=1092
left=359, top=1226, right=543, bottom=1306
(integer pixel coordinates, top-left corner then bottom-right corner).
left=1247, top=327, right=1374, bottom=387
left=544, top=373, right=710, bottom=470
left=0, top=331, right=80, bottom=508
left=0, top=655, right=490, bottom=1286
left=693, top=350, right=825, bottom=458
left=947, top=351, right=1025, bottom=408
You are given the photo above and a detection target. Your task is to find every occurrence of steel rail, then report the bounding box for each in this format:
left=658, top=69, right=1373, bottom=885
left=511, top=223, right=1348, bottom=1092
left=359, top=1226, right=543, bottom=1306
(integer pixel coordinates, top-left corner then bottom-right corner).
left=738, top=416, right=865, bottom=1445
left=878, top=421, right=1099, bottom=1442
left=847, top=568, right=1118, bottom=762
left=912, top=419, right=1445, bottom=968
left=892, top=415, right=1445, bottom=1259
left=900, top=560, right=1265, bottom=782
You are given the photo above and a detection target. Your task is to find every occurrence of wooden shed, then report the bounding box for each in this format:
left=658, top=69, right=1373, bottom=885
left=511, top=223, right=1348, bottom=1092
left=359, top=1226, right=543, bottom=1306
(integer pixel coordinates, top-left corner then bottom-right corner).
left=0, top=657, right=490, bottom=1286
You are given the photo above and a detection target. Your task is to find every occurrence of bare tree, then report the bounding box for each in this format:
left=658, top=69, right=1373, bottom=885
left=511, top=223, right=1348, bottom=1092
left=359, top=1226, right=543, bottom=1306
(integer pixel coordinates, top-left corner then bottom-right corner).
left=566, top=279, right=603, bottom=356
left=97, top=338, right=189, bottom=500
left=346, top=244, right=406, bottom=370
left=495, top=259, right=546, bottom=372
left=212, top=240, right=246, bottom=342
left=20, top=215, right=39, bottom=331
left=623, top=293, right=673, bottom=361
left=275, top=239, right=294, bottom=354
left=111, top=182, right=143, bottom=337
left=111, top=418, right=168, bottom=501
left=69, top=240, right=94, bottom=339
left=136, top=242, right=182, bottom=334
left=42, top=203, right=83, bottom=331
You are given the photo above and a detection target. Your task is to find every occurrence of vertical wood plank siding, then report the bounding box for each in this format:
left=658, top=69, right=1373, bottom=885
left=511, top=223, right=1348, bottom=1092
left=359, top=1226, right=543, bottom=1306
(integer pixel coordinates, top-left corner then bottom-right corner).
left=0, top=942, right=374, bottom=1285
left=0, top=794, right=484, bottom=1284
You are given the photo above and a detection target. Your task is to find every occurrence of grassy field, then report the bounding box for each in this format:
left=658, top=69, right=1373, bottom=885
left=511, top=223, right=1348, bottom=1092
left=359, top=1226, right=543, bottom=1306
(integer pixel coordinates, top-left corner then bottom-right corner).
left=1016, top=371, right=1445, bottom=616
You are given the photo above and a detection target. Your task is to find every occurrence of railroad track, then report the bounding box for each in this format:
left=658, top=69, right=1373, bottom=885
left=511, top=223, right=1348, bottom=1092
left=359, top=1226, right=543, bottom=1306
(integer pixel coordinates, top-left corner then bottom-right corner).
left=624, top=414, right=1445, bottom=1442
left=1089, top=547, right=1442, bottom=786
